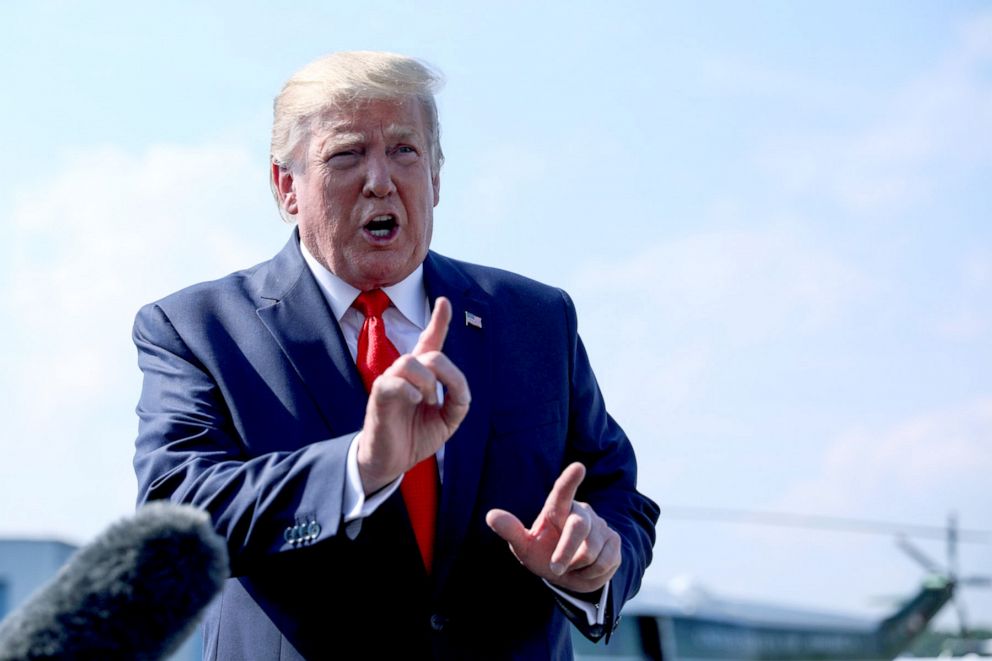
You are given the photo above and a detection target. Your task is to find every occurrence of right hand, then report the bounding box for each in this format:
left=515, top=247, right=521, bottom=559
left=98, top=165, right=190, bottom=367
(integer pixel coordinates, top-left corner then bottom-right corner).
left=356, top=296, right=471, bottom=493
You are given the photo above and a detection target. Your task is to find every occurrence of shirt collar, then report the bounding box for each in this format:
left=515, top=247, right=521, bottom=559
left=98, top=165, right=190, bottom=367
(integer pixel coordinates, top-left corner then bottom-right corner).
left=300, top=239, right=427, bottom=329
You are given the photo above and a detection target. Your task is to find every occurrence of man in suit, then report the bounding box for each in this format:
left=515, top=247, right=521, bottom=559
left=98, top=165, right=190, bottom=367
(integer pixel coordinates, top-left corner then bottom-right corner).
left=133, top=51, right=659, bottom=659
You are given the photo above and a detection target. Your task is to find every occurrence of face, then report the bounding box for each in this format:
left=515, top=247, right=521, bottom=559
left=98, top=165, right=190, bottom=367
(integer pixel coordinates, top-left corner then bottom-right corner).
left=275, top=97, right=440, bottom=290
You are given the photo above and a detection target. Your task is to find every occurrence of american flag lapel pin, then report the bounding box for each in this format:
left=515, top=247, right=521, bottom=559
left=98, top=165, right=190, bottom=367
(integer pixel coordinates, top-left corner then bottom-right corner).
left=465, top=311, right=483, bottom=329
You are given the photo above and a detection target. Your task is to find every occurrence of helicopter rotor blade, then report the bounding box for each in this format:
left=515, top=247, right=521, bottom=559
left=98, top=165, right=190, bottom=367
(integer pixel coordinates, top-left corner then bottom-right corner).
left=959, top=576, right=992, bottom=588
left=896, top=535, right=944, bottom=574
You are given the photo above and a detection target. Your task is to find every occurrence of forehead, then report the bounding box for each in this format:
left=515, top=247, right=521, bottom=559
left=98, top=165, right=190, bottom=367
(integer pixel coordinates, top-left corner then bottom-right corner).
left=311, top=97, right=428, bottom=145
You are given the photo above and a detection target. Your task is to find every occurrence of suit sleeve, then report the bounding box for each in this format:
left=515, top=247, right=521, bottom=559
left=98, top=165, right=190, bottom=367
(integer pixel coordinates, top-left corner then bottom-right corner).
left=558, top=289, right=660, bottom=641
left=132, top=302, right=353, bottom=575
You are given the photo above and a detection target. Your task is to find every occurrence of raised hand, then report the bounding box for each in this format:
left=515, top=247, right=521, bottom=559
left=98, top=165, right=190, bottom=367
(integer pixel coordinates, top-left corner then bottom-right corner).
left=357, top=297, right=471, bottom=493
left=485, top=462, right=622, bottom=594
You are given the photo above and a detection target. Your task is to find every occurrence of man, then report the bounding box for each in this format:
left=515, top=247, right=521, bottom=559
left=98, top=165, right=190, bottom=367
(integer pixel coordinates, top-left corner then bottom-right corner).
left=133, top=51, right=659, bottom=659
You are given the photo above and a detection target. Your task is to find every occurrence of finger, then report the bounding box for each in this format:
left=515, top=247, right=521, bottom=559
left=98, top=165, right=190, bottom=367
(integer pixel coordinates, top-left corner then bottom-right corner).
left=563, top=524, right=607, bottom=574
left=413, top=297, right=452, bottom=355
left=542, top=462, right=586, bottom=527
left=417, top=351, right=471, bottom=407
left=571, top=531, right=622, bottom=583
left=485, top=508, right=530, bottom=554
left=371, top=373, right=425, bottom=407
left=549, top=507, right=591, bottom=576
left=385, top=355, right=440, bottom=406
left=441, top=388, right=470, bottom=430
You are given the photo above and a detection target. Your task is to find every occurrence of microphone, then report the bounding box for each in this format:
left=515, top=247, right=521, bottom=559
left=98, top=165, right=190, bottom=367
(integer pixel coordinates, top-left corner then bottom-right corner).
left=0, top=502, right=229, bottom=660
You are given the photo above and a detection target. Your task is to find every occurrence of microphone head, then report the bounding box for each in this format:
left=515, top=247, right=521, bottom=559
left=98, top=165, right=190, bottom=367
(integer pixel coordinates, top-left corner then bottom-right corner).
left=0, top=502, right=229, bottom=660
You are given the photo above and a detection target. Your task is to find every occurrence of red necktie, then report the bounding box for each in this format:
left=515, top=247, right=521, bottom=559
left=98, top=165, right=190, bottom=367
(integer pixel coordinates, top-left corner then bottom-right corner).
left=353, top=289, right=438, bottom=573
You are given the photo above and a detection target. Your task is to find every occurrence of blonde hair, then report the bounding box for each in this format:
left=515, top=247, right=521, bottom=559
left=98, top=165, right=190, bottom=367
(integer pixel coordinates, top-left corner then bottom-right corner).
left=271, top=51, right=444, bottom=199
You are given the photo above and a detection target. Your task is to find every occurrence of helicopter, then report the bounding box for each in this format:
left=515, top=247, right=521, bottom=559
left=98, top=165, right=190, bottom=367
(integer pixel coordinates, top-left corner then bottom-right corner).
left=573, top=512, right=991, bottom=660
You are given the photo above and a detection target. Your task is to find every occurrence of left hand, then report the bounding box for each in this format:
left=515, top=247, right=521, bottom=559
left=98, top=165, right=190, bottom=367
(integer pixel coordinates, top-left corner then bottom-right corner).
left=357, top=297, right=471, bottom=494
left=485, top=462, right=622, bottom=594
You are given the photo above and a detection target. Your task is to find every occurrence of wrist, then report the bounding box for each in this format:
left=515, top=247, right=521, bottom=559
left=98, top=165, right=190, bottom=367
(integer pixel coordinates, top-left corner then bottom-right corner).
left=355, top=443, right=399, bottom=496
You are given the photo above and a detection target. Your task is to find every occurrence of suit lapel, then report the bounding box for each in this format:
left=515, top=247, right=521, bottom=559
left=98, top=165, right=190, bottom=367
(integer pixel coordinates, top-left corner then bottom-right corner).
left=423, top=252, right=493, bottom=594
left=253, top=232, right=368, bottom=437
left=252, top=240, right=492, bottom=590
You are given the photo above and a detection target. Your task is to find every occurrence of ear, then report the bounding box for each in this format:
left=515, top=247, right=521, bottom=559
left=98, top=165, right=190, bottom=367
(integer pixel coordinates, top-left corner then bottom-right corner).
left=432, top=170, right=441, bottom=207
left=272, top=162, right=298, bottom=215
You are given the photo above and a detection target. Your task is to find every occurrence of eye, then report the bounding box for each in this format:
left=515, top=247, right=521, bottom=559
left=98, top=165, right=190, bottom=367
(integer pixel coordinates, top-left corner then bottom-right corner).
left=392, top=145, right=419, bottom=162
left=325, top=150, right=360, bottom=169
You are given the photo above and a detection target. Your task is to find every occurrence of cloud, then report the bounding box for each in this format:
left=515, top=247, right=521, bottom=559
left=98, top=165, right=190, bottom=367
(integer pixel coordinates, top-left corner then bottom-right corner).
left=935, top=251, right=992, bottom=341
left=645, top=395, right=992, bottom=621
left=775, top=396, right=992, bottom=523
left=572, top=224, right=872, bottom=342
left=565, top=223, right=874, bottom=492
left=753, top=11, right=992, bottom=218
left=0, top=141, right=284, bottom=539
left=698, top=54, right=877, bottom=112
left=448, top=142, right=548, bottom=229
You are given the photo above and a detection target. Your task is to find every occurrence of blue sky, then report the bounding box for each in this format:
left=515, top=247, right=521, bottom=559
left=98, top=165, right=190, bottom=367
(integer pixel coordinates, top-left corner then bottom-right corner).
left=1, top=1, right=990, bottom=631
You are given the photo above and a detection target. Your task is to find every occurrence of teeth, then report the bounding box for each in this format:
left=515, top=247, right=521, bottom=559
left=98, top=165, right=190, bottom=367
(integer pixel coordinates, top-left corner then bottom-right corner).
left=365, top=214, right=396, bottom=238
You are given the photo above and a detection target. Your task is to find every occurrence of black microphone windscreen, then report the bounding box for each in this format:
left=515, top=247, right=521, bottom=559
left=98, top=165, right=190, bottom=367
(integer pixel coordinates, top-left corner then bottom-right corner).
left=0, top=502, right=229, bottom=660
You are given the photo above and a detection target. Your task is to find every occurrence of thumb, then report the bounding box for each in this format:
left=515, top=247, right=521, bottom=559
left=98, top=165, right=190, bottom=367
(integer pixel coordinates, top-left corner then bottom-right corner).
left=486, top=508, right=529, bottom=551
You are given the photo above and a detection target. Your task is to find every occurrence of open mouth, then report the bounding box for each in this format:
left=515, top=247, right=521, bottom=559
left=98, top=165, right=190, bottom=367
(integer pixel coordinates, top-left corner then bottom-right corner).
left=363, top=214, right=398, bottom=240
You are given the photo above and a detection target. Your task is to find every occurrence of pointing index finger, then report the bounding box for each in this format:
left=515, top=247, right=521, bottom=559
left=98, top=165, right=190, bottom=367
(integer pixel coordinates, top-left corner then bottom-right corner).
left=542, top=462, right=586, bottom=527
left=413, top=297, right=452, bottom=355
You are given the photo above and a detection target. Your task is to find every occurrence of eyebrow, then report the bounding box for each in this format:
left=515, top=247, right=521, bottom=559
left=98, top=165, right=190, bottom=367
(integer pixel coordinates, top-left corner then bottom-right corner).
left=316, top=123, right=422, bottom=149
left=383, top=125, right=419, bottom=142
left=319, top=131, right=366, bottom=148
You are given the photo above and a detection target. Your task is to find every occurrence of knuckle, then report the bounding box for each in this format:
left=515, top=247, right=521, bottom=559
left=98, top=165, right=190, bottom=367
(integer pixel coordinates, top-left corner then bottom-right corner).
left=420, top=351, right=444, bottom=370
left=371, top=374, right=396, bottom=395
left=391, top=354, right=416, bottom=372
left=572, top=546, right=595, bottom=567
left=570, top=513, right=591, bottom=536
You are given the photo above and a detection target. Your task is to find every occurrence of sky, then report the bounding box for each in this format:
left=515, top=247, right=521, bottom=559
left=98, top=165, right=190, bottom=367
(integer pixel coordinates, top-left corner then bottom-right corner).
left=1, top=0, right=990, bottom=633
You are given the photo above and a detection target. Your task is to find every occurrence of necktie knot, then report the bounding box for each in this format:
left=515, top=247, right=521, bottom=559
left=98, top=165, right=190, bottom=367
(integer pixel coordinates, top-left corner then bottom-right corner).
left=353, top=289, right=392, bottom=318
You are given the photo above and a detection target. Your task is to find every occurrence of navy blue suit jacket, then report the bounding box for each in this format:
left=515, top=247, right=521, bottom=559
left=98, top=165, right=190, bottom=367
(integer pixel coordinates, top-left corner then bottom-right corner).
left=133, top=232, right=659, bottom=660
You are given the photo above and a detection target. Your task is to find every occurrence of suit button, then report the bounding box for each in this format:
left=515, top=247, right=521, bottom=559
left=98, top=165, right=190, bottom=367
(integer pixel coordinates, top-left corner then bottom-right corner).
left=308, top=521, right=321, bottom=539
left=284, top=527, right=295, bottom=543
left=430, top=614, right=447, bottom=631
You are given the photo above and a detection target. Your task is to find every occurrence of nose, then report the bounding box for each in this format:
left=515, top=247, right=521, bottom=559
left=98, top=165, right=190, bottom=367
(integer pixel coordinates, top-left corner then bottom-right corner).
left=362, top=153, right=396, bottom=198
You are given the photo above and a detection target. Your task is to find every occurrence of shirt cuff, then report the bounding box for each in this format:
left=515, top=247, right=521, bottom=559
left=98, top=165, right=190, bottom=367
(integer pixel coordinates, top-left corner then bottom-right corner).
left=543, top=579, right=610, bottom=626
left=343, top=432, right=403, bottom=539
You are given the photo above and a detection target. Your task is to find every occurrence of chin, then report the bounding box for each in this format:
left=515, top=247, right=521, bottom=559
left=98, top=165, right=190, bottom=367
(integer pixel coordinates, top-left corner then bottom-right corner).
left=362, top=254, right=422, bottom=287
left=350, top=266, right=407, bottom=290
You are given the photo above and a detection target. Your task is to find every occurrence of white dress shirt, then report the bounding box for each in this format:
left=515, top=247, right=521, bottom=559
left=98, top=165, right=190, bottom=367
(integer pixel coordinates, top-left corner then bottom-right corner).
left=300, top=242, right=437, bottom=531
left=299, top=241, right=607, bottom=626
